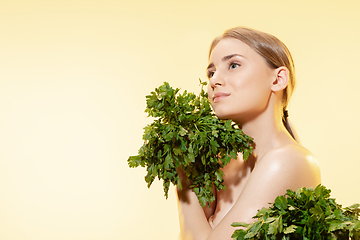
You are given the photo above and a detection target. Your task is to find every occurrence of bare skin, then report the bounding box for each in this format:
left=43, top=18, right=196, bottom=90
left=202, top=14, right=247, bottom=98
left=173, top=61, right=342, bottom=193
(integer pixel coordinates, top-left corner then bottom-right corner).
left=177, top=38, right=321, bottom=240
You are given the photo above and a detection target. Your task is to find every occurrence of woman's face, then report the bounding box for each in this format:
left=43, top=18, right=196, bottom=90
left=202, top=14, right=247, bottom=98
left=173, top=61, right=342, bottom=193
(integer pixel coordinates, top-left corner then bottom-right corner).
left=207, top=37, right=275, bottom=124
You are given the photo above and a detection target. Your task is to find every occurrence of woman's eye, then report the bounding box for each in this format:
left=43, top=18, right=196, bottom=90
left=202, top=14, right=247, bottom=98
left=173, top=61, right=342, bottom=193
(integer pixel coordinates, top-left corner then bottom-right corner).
left=207, top=71, right=214, bottom=78
left=229, top=63, right=240, bottom=69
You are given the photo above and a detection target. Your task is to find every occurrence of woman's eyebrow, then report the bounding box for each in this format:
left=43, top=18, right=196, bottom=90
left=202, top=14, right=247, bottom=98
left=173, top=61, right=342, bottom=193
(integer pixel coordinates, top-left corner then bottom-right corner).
left=207, top=63, right=214, bottom=70
left=222, top=53, right=244, bottom=61
left=207, top=53, right=245, bottom=70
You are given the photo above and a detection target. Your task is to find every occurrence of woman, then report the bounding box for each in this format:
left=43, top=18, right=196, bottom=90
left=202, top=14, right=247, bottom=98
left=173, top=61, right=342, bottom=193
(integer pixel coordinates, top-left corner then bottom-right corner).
left=176, top=27, right=321, bottom=240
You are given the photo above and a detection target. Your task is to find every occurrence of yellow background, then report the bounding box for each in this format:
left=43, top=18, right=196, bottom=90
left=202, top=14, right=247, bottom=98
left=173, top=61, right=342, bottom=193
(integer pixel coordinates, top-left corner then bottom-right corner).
left=1, top=0, right=359, bottom=239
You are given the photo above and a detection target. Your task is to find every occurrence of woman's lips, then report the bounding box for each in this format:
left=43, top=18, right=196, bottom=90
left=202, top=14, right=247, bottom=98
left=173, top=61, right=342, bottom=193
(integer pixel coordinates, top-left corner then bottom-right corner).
left=212, top=92, right=230, bottom=103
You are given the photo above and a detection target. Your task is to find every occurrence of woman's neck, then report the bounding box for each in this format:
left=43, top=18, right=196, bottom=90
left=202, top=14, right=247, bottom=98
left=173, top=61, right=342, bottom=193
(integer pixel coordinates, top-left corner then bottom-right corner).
left=239, top=107, right=292, bottom=161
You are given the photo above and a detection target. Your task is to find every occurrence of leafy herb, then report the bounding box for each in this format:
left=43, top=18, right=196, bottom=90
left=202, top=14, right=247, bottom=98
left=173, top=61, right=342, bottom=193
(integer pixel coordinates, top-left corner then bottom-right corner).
left=232, top=184, right=360, bottom=240
left=128, top=81, right=253, bottom=207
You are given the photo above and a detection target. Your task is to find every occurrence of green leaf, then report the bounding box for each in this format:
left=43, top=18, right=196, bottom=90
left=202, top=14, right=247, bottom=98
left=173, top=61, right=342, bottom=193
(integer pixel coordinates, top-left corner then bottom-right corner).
left=215, top=169, right=224, bottom=182
left=164, top=153, right=172, bottom=169
left=310, top=203, right=323, bottom=215
left=256, top=207, right=274, bottom=216
left=284, top=225, right=297, bottom=234
left=187, top=152, right=195, bottom=163
left=127, top=155, right=141, bottom=168
left=231, top=222, right=250, bottom=228
left=345, top=203, right=360, bottom=212
left=231, top=229, right=247, bottom=240
left=173, top=147, right=182, bottom=156
left=274, top=195, right=287, bottom=212
left=268, top=216, right=281, bottom=235
left=243, top=148, right=251, bottom=161
left=198, top=196, right=207, bottom=208
left=264, top=217, right=276, bottom=224
left=244, top=221, right=262, bottom=238
left=328, top=221, right=348, bottom=232
left=179, top=126, right=188, bottom=136
left=176, top=177, right=182, bottom=190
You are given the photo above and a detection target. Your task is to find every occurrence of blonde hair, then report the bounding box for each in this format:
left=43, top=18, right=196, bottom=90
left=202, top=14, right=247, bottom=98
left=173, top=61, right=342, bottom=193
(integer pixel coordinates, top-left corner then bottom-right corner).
left=209, top=26, right=296, bottom=113
left=209, top=26, right=297, bottom=140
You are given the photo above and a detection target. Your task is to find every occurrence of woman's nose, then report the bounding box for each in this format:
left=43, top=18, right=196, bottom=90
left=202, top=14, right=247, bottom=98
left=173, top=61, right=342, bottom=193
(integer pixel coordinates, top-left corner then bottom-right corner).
left=209, top=73, right=225, bottom=90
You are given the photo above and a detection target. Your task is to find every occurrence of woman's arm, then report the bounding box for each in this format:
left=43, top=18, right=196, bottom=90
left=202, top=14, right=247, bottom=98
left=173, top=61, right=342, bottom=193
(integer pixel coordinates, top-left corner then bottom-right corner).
left=177, top=181, right=212, bottom=240
left=176, top=167, right=215, bottom=240
left=177, top=144, right=321, bottom=240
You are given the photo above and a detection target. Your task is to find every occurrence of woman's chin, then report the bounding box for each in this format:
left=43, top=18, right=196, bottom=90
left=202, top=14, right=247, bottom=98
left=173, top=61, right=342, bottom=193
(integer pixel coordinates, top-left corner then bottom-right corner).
left=214, top=112, right=243, bottom=124
left=214, top=111, right=232, bottom=121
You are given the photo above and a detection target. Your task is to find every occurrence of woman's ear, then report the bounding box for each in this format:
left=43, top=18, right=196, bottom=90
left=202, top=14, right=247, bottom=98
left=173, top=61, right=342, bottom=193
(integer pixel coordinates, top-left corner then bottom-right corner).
left=271, top=66, right=289, bottom=92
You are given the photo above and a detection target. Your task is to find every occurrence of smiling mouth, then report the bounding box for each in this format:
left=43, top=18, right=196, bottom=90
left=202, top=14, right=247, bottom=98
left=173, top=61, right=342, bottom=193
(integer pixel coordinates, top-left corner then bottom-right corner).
left=212, top=93, right=230, bottom=103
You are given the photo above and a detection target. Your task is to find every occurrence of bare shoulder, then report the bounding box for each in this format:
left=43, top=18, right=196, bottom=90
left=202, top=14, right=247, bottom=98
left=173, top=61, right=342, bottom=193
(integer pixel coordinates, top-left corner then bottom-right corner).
left=261, top=143, right=317, bottom=164
left=211, top=143, right=321, bottom=234
left=255, top=143, right=321, bottom=189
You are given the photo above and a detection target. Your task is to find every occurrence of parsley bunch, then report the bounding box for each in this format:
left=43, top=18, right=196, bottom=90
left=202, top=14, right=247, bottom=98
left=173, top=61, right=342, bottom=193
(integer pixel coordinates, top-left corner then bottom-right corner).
left=232, top=185, right=360, bottom=240
left=128, top=81, right=253, bottom=207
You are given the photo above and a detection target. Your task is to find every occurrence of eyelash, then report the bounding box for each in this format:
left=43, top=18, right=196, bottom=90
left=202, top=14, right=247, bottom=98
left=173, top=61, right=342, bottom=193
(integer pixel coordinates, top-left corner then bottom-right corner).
left=229, top=62, right=240, bottom=69
left=207, top=71, right=214, bottom=79
left=207, top=62, right=241, bottom=79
